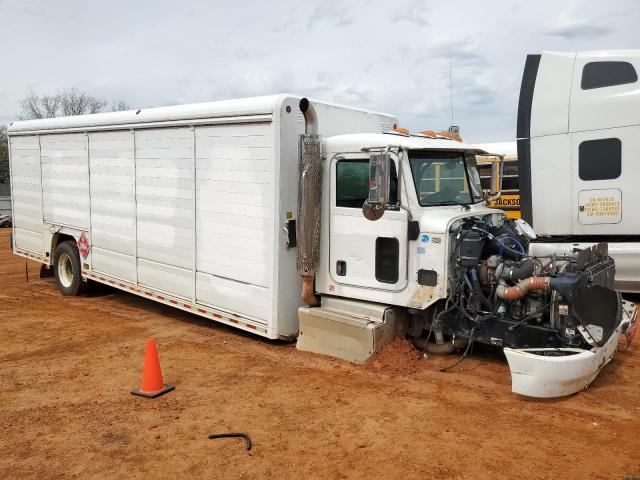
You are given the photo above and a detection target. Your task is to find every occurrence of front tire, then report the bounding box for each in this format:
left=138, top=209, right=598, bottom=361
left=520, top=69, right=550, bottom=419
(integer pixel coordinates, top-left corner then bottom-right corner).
left=54, top=240, right=87, bottom=296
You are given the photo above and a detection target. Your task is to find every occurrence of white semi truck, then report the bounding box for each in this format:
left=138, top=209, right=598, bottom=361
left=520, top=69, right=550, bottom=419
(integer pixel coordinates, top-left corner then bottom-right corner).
left=8, top=93, right=636, bottom=397
left=517, top=50, right=640, bottom=292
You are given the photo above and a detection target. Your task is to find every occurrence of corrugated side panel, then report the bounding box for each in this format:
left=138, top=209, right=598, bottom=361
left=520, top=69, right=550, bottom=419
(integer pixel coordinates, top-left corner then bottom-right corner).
left=138, top=258, right=192, bottom=299
left=9, top=135, right=44, bottom=253
left=135, top=127, right=194, bottom=296
left=41, top=133, right=89, bottom=229
left=194, top=123, right=273, bottom=322
left=89, top=131, right=136, bottom=281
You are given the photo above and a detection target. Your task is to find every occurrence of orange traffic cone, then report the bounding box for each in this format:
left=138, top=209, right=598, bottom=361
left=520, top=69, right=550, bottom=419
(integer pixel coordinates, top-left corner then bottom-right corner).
left=131, top=338, right=175, bottom=399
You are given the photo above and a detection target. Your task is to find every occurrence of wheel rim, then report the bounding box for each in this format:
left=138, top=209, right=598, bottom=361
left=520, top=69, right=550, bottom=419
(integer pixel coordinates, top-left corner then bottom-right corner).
left=58, top=252, right=74, bottom=288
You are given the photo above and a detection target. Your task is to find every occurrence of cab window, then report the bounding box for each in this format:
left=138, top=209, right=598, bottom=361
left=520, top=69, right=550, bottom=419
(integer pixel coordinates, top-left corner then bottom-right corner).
left=336, top=159, right=398, bottom=208
left=581, top=61, right=638, bottom=90
left=579, top=138, right=621, bottom=181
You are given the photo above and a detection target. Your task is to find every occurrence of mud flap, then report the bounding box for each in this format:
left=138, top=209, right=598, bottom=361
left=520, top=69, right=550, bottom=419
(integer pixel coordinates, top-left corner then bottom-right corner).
left=39, top=264, right=54, bottom=278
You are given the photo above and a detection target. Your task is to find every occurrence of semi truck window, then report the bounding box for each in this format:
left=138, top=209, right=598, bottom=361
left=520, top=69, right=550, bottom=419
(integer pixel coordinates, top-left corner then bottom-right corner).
left=581, top=61, right=638, bottom=90
left=375, top=237, right=399, bottom=283
left=336, top=159, right=397, bottom=208
left=579, top=138, right=621, bottom=181
left=409, top=152, right=483, bottom=206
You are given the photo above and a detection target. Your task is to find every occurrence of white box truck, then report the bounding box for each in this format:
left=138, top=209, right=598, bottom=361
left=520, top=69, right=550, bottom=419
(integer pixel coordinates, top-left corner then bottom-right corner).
left=8, top=93, right=636, bottom=398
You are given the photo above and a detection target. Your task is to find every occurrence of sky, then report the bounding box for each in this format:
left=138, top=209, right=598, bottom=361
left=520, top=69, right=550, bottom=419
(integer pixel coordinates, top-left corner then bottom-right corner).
left=1, top=0, right=638, bottom=141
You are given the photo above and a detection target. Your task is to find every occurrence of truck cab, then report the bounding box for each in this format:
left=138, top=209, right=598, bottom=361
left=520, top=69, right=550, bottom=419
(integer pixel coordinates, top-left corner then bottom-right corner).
left=517, top=50, right=640, bottom=291
left=316, top=132, right=496, bottom=309
left=295, top=100, right=634, bottom=399
left=298, top=129, right=506, bottom=362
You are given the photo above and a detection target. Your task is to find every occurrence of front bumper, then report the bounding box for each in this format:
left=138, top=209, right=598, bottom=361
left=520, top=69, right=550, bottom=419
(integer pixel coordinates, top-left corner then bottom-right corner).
left=504, top=300, right=637, bottom=398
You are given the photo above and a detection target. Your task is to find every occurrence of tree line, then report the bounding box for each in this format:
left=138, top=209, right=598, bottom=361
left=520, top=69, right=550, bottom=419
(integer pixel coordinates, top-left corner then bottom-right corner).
left=0, top=88, right=130, bottom=185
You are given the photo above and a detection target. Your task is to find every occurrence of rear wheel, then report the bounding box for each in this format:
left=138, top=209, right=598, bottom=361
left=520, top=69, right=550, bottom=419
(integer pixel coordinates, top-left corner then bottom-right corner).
left=54, top=240, right=87, bottom=296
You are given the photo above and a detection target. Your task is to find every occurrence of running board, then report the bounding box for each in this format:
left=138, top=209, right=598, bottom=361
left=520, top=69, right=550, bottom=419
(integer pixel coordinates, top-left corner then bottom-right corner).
left=297, top=297, right=407, bottom=363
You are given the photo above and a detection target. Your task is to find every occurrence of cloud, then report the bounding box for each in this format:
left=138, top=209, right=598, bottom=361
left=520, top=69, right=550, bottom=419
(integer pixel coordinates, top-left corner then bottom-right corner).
left=233, top=48, right=263, bottom=61
left=390, top=0, right=430, bottom=27
left=426, top=37, right=487, bottom=68
left=306, top=2, right=354, bottom=29
left=0, top=0, right=638, bottom=142
left=546, top=20, right=613, bottom=39
left=461, top=84, right=496, bottom=107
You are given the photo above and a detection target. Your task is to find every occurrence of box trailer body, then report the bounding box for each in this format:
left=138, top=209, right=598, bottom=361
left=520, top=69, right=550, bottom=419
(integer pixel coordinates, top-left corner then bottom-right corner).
left=7, top=94, right=396, bottom=339
left=517, top=50, right=640, bottom=291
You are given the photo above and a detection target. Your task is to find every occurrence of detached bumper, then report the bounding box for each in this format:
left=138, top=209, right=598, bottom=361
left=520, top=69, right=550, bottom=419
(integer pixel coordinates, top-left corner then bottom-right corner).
left=504, top=301, right=637, bottom=398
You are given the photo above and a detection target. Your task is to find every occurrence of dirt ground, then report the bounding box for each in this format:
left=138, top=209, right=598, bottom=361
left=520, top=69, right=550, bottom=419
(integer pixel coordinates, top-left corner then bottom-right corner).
left=0, top=228, right=639, bottom=479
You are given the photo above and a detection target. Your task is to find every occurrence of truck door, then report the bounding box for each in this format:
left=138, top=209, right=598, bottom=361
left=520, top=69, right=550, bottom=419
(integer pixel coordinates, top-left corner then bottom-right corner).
left=569, top=54, right=640, bottom=233
left=571, top=132, right=624, bottom=228
left=329, top=153, right=408, bottom=291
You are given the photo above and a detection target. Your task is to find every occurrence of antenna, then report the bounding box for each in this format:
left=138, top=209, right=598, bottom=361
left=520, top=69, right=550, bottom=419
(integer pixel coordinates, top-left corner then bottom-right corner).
left=449, top=63, right=454, bottom=126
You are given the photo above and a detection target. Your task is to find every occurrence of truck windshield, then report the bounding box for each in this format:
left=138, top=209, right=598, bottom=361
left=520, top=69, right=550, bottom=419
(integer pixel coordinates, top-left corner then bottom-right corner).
left=409, top=151, right=484, bottom=206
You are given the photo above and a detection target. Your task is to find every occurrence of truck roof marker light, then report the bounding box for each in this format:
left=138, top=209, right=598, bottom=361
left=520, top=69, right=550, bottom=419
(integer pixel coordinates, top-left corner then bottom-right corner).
left=419, top=130, right=437, bottom=138
left=419, top=130, right=463, bottom=142
left=393, top=127, right=410, bottom=136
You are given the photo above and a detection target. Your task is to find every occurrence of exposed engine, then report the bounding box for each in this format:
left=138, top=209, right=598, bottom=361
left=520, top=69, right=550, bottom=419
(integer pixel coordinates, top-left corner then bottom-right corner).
left=409, top=216, right=623, bottom=356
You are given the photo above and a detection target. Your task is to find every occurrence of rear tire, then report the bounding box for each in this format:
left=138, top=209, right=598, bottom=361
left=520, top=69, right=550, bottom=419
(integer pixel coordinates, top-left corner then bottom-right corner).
left=54, top=240, right=87, bottom=296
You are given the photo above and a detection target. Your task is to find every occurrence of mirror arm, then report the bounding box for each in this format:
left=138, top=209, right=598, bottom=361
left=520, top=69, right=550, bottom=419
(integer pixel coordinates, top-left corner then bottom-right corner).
left=485, top=154, right=504, bottom=204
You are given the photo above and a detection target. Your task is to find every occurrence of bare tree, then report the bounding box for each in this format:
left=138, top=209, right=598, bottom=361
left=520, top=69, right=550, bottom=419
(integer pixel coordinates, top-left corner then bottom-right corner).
left=58, top=87, right=107, bottom=116
left=41, top=94, right=61, bottom=118
left=0, top=126, right=9, bottom=182
left=110, top=100, right=130, bottom=112
left=18, top=88, right=128, bottom=119
left=19, top=91, right=59, bottom=120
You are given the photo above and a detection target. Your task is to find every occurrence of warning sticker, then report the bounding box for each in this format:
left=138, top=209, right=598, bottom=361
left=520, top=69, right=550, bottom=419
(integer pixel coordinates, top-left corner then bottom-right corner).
left=578, top=189, right=622, bottom=225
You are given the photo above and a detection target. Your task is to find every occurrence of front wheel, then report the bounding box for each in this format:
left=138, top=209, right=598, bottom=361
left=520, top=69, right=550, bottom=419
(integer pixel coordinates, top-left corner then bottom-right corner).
left=54, top=240, right=87, bottom=296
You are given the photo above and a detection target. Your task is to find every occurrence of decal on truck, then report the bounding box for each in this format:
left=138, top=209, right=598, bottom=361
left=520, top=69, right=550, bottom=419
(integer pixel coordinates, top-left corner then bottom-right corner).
left=578, top=189, right=622, bottom=225
left=488, top=195, right=520, bottom=208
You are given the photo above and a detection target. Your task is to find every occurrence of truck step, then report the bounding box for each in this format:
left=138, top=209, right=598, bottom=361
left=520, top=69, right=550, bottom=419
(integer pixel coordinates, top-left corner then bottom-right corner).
left=296, top=301, right=406, bottom=363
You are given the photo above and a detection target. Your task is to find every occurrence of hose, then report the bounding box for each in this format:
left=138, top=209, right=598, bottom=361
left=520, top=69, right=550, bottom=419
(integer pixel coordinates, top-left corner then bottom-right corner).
left=499, top=235, right=525, bottom=254
left=472, top=226, right=528, bottom=259
left=208, top=433, right=252, bottom=451
left=496, top=259, right=535, bottom=282
left=495, top=277, right=550, bottom=301
left=411, top=335, right=469, bottom=353
left=440, top=329, right=475, bottom=372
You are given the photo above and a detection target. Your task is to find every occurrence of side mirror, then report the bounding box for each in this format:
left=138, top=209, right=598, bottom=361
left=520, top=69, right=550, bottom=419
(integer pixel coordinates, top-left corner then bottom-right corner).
left=362, top=152, right=391, bottom=221
left=489, top=156, right=503, bottom=196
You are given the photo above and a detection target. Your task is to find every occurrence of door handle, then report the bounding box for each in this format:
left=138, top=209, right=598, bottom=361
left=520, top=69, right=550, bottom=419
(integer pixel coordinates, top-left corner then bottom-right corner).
left=336, top=260, right=347, bottom=276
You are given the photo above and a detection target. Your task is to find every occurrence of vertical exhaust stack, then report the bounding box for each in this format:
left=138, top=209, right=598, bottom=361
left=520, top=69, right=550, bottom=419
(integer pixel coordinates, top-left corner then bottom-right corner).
left=297, top=98, right=322, bottom=306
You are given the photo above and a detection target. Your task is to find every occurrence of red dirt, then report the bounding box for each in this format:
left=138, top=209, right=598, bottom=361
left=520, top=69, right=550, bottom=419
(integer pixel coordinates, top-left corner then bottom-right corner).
left=1, top=228, right=639, bottom=479
left=367, top=337, right=423, bottom=375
